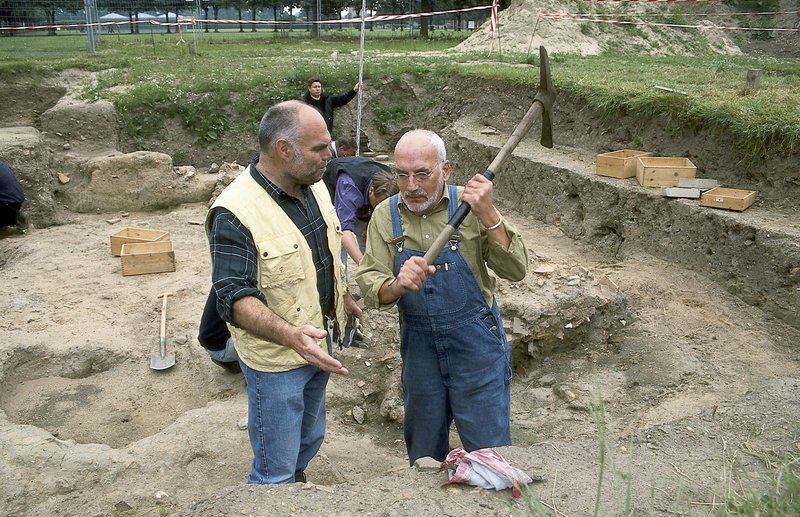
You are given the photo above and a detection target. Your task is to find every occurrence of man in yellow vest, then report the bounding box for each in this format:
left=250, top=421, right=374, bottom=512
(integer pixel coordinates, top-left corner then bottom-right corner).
left=206, top=100, right=361, bottom=484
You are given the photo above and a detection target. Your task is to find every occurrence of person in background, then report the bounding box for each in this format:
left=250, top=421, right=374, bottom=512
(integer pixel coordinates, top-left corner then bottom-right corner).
left=355, top=129, right=528, bottom=466
left=197, top=287, right=240, bottom=374
left=302, top=77, right=361, bottom=137
left=322, top=160, right=397, bottom=265
left=0, top=161, right=27, bottom=233
left=331, top=136, right=356, bottom=158
left=206, top=100, right=361, bottom=484
left=321, top=157, right=397, bottom=349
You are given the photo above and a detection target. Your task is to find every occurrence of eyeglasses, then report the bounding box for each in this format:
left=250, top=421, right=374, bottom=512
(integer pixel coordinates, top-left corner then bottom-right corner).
left=394, top=169, right=436, bottom=182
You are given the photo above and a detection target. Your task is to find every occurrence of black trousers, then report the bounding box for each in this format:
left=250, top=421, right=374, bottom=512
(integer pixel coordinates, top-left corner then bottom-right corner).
left=0, top=202, right=21, bottom=227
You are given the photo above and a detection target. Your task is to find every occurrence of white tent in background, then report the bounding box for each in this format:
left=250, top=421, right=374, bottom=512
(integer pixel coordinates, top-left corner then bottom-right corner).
left=99, top=12, right=127, bottom=21
left=156, top=12, right=192, bottom=22
left=136, top=13, right=156, bottom=20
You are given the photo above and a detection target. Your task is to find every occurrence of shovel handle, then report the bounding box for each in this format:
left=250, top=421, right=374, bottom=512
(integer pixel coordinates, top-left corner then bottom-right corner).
left=159, top=292, right=171, bottom=357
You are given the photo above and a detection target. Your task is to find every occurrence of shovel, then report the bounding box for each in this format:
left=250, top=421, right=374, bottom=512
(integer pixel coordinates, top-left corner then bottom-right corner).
left=150, top=292, right=176, bottom=370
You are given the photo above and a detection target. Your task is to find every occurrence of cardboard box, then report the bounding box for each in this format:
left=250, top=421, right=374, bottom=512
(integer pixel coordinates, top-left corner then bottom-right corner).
left=111, top=227, right=170, bottom=257
left=120, top=240, right=175, bottom=276
left=636, top=157, right=697, bottom=187
left=700, top=187, right=757, bottom=212
left=596, top=150, right=653, bottom=179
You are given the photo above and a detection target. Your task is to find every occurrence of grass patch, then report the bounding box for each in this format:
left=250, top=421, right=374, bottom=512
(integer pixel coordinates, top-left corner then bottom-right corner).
left=719, top=445, right=800, bottom=516
left=1, top=30, right=797, bottom=160
left=372, top=102, right=409, bottom=135
left=455, top=52, right=800, bottom=159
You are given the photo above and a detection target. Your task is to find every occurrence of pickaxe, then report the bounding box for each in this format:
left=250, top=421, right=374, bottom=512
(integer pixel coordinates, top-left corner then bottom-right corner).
left=422, top=45, right=556, bottom=264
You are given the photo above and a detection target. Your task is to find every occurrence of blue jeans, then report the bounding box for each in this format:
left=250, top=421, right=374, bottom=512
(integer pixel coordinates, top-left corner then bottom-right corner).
left=389, top=184, right=512, bottom=465
left=206, top=337, right=239, bottom=363
left=240, top=361, right=330, bottom=484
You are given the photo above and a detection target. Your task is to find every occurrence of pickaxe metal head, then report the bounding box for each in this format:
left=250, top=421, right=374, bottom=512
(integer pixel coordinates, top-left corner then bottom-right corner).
left=422, top=47, right=558, bottom=263
left=534, top=46, right=556, bottom=148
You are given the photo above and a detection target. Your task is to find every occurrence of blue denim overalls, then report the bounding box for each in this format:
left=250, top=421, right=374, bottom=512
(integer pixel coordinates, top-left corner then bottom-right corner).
left=389, top=185, right=512, bottom=465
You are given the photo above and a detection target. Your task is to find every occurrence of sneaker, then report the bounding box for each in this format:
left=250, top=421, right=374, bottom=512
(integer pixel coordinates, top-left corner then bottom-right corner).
left=349, top=329, right=370, bottom=349
left=294, top=470, right=307, bottom=483
left=211, top=358, right=242, bottom=374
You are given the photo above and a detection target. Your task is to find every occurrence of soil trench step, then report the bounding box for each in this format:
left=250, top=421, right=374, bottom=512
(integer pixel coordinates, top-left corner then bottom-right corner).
left=446, top=119, right=800, bottom=330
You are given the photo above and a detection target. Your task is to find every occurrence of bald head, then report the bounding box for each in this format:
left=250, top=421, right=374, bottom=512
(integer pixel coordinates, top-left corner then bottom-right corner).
left=258, top=100, right=326, bottom=156
left=255, top=100, right=332, bottom=196
left=395, top=129, right=447, bottom=164
left=394, top=129, right=450, bottom=214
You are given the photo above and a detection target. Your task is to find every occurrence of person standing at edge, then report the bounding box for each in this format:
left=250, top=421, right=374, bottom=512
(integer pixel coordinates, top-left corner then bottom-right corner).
left=355, top=129, right=528, bottom=466
left=206, top=100, right=361, bottom=484
left=302, top=77, right=361, bottom=136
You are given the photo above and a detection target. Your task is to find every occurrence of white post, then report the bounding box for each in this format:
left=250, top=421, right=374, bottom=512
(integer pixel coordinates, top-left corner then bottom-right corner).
left=84, top=0, right=97, bottom=55
left=355, top=0, right=367, bottom=156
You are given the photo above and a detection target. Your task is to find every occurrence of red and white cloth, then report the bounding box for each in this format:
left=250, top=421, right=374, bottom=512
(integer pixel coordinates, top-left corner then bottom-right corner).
left=442, top=447, right=534, bottom=498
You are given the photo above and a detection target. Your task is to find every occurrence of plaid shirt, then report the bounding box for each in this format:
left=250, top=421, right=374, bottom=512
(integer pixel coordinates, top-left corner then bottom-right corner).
left=209, top=165, right=335, bottom=324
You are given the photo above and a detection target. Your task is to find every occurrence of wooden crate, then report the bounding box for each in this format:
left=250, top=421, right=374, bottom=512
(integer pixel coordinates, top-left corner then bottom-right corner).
left=596, top=150, right=653, bottom=179
left=111, top=227, right=170, bottom=257
left=636, top=157, right=697, bottom=187
left=700, top=187, right=757, bottom=212
left=120, top=240, right=175, bottom=276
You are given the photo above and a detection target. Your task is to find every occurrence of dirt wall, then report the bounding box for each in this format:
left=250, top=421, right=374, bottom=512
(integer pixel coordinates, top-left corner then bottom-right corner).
left=438, top=78, right=800, bottom=328
left=442, top=75, right=800, bottom=210
left=0, top=127, right=59, bottom=227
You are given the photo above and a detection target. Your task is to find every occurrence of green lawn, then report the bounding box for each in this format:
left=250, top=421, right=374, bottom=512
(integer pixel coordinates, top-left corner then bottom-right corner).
left=1, top=30, right=797, bottom=157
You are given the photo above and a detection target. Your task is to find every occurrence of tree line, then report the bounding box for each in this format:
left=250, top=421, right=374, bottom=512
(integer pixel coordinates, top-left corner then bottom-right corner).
left=1, top=0, right=508, bottom=37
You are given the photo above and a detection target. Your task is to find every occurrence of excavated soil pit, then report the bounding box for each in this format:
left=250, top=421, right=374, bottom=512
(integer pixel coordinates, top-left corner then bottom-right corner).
left=0, top=344, right=226, bottom=448
left=1, top=59, right=799, bottom=516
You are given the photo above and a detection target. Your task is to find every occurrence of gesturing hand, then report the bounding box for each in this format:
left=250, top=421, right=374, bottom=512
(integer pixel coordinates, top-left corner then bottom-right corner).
left=291, top=324, right=349, bottom=376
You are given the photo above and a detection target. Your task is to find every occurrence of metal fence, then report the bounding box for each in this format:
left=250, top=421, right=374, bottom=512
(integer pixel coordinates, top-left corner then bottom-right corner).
left=1, top=0, right=491, bottom=55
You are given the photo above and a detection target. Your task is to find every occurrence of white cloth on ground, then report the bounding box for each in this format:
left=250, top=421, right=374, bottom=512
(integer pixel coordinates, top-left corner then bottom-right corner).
left=442, top=447, right=534, bottom=497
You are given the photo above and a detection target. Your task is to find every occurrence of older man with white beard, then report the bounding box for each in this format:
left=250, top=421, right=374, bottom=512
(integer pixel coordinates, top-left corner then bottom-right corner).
left=355, top=129, right=528, bottom=466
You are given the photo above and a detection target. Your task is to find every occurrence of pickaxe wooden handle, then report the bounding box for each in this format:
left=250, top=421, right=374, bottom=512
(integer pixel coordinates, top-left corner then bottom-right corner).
left=422, top=46, right=556, bottom=264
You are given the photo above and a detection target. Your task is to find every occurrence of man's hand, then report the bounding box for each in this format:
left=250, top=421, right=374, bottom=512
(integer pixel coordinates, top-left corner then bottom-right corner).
left=344, top=292, right=363, bottom=324
left=290, top=325, right=349, bottom=376
left=353, top=81, right=363, bottom=92
left=462, top=174, right=509, bottom=246
left=380, top=256, right=435, bottom=304
left=461, top=174, right=496, bottom=224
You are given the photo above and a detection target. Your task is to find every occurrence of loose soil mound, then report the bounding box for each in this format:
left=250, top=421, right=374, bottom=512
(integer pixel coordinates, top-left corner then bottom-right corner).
left=456, top=0, right=746, bottom=55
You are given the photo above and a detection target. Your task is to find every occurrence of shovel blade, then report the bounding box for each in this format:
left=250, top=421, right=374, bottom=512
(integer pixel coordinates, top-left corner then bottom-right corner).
left=150, top=352, right=176, bottom=371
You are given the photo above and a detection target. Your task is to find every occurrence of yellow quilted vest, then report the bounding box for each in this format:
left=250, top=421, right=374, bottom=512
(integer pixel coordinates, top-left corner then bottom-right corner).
left=206, top=166, right=346, bottom=372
